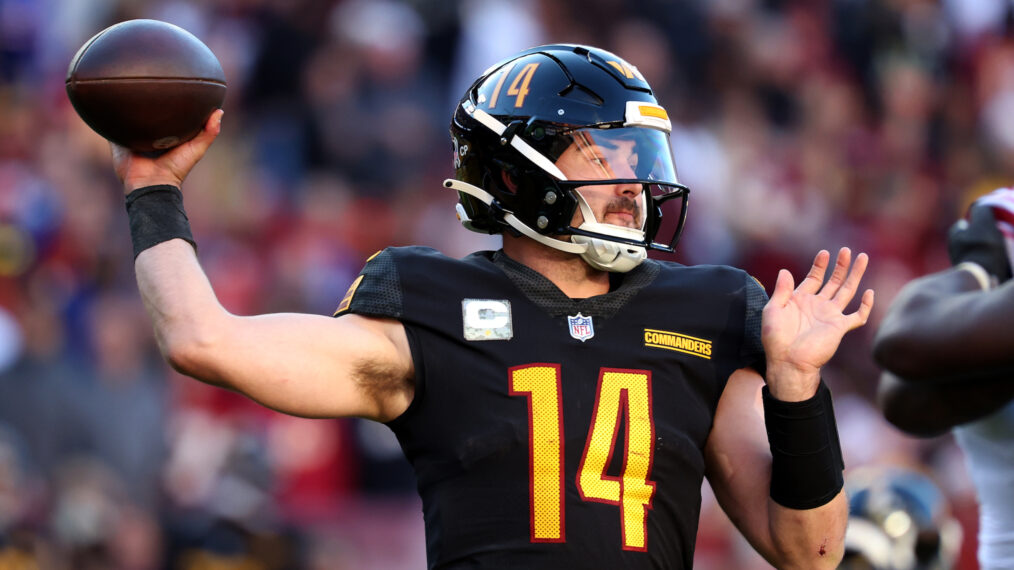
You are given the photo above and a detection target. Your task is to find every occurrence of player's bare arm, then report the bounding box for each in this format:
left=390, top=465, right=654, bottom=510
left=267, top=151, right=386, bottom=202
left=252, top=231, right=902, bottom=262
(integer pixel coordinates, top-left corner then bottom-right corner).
left=877, top=370, right=1014, bottom=436
left=874, top=263, right=1014, bottom=435
left=873, top=267, right=1014, bottom=380
left=706, top=369, right=848, bottom=569
left=705, top=248, right=873, bottom=569
left=112, top=111, right=415, bottom=422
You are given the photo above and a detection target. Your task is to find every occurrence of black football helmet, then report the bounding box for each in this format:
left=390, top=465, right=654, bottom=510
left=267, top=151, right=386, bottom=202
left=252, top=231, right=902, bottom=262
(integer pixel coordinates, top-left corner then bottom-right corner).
left=446, top=44, right=689, bottom=272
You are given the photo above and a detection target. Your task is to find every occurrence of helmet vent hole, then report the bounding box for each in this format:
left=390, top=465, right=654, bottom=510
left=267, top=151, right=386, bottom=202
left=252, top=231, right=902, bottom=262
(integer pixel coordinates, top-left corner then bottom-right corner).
left=559, top=84, right=603, bottom=106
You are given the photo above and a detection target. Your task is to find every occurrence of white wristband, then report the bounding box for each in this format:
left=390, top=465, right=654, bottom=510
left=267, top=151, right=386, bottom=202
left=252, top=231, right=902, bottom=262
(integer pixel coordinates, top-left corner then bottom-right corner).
left=955, top=261, right=992, bottom=291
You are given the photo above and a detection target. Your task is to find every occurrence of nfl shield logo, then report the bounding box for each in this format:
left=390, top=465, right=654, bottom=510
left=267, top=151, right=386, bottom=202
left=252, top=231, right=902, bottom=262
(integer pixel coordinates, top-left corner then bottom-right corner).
left=567, top=313, right=595, bottom=342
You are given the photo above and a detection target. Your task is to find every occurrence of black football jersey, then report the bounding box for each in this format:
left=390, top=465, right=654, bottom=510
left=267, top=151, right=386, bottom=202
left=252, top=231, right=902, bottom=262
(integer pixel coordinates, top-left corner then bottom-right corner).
left=336, top=246, right=768, bottom=569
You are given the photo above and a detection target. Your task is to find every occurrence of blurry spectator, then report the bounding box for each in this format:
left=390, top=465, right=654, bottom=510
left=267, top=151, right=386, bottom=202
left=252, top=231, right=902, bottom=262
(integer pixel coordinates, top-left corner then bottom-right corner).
left=63, top=290, right=168, bottom=509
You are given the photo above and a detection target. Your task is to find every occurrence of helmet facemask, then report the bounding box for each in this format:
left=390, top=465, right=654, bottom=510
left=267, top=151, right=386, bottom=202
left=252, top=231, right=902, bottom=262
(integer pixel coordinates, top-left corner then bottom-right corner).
left=553, top=127, right=676, bottom=272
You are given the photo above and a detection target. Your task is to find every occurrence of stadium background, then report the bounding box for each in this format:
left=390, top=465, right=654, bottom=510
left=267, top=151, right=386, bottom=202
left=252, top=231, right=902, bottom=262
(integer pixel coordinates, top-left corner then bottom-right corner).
left=0, top=0, right=1010, bottom=567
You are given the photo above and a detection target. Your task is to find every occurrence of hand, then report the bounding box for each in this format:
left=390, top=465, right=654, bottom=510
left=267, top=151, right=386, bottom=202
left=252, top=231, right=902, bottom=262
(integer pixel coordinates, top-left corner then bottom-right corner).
left=762, top=248, right=875, bottom=401
left=112, top=109, right=224, bottom=194
left=948, top=203, right=1012, bottom=282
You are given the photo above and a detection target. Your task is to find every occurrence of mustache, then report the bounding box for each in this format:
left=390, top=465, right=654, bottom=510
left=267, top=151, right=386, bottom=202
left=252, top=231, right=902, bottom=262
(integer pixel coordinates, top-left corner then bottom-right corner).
left=606, top=196, right=642, bottom=218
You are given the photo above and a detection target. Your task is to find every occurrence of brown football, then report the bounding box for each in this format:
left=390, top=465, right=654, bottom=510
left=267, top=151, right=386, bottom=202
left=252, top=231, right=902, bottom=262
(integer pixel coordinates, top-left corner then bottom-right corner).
left=66, top=19, right=226, bottom=153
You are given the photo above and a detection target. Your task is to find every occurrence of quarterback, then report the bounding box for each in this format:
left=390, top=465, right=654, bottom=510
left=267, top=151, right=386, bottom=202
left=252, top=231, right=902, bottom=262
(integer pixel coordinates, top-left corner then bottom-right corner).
left=110, top=44, right=873, bottom=568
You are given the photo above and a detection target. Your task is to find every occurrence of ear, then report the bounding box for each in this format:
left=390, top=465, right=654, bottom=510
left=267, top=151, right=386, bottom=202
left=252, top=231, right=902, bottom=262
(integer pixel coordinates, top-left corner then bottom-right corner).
left=500, top=170, right=518, bottom=192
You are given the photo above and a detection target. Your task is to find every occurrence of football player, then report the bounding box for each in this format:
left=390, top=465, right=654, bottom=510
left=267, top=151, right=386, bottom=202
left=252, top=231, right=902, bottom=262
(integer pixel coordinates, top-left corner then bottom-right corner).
left=874, top=189, right=1014, bottom=569
left=110, top=44, right=873, bottom=568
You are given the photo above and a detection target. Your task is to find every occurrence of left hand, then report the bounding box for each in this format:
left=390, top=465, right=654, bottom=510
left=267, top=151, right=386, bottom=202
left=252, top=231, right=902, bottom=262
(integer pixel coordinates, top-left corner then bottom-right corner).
left=762, top=248, right=875, bottom=401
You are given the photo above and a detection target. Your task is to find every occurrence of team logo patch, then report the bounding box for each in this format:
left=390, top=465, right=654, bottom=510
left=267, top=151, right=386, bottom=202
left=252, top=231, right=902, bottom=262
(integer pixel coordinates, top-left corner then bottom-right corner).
left=567, top=313, right=595, bottom=342
left=643, top=328, right=712, bottom=359
left=463, top=299, right=513, bottom=341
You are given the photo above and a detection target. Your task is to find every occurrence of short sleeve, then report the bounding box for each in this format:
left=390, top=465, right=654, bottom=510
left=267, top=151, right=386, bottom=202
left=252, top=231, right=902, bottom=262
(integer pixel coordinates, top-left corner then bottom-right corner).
left=333, top=249, right=404, bottom=318
left=742, top=274, right=769, bottom=374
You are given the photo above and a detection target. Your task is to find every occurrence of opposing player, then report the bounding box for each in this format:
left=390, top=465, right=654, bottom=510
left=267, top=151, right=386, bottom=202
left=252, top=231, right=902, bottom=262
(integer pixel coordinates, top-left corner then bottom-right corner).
left=111, top=45, right=873, bottom=568
left=874, top=189, right=1014, bottom=569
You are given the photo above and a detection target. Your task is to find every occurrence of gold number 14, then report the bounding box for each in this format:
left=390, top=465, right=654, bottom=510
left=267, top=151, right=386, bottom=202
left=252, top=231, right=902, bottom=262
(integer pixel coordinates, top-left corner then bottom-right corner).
left=510, top=364, right=656, bottom=551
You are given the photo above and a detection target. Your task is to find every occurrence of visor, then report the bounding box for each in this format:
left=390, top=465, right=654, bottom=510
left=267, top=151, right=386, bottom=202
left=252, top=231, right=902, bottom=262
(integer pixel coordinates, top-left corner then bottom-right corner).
left=552, top=126, right=679, bottom=185
left=550, top=125, right=687, bottom=249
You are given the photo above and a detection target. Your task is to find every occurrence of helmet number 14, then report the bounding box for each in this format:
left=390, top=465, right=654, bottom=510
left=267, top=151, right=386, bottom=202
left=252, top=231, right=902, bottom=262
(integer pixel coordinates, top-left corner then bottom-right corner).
left=489, top=62, right=541, bottom=109
left=509, top=364, right=657, bottom=551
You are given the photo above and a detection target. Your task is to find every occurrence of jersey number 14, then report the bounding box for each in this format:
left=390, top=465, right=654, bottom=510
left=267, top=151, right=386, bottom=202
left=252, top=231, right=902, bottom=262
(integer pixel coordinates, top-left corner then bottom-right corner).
left=510, top=364, right=657, bottom=551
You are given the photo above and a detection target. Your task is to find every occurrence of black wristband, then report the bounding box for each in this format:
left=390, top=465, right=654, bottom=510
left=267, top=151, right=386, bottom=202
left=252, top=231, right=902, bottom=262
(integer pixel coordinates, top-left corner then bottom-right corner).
left=125, top=185, right=196, bottom=258
left=763, top=380, right=845, bottom=510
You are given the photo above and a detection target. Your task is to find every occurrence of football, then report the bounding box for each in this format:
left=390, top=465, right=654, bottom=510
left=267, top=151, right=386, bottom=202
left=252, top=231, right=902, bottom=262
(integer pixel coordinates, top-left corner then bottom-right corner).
left=66, top=19, right=226, bottom=153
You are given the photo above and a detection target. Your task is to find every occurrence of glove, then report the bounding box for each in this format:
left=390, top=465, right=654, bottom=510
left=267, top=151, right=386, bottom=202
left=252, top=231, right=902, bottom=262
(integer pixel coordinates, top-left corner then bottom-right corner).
left=948, top=203, right=1013, bottom=282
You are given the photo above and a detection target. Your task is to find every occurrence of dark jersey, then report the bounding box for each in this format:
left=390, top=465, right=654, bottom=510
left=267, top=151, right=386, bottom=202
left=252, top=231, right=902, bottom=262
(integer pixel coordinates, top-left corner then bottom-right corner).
left=336, top=246, right=767, bottom=569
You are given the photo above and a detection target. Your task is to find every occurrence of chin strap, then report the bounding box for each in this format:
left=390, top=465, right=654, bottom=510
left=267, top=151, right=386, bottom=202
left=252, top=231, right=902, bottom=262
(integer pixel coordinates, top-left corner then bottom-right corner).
left=571, top=234, right=647, bottom=272
left=570, top=194, right=647, bottom=272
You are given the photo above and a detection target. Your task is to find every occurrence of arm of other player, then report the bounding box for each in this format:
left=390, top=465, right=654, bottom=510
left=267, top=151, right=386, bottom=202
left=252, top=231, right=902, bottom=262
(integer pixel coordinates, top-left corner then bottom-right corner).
left=877, top=370, right=1014, bottom=437
left=873, top=266, right=1014, bottom=379
left=873, top=267, right=1014, bottom=435
left=110, top=111, right=416, bottom=422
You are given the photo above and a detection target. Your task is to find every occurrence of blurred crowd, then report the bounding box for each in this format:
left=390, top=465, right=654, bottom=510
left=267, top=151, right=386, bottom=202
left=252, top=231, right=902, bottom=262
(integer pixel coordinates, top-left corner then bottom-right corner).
left=2, top=0, right=1014, bottom=567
